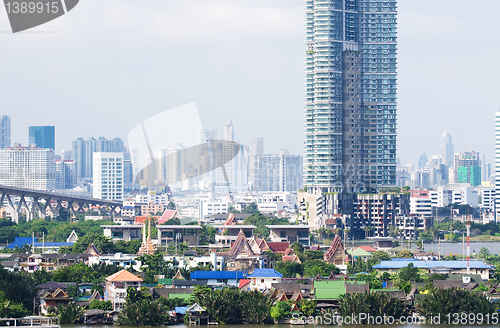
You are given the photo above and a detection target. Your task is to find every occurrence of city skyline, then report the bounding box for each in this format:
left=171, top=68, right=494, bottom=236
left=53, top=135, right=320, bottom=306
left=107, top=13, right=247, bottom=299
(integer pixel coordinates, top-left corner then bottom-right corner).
left=0, top=1, right=498, bottom=167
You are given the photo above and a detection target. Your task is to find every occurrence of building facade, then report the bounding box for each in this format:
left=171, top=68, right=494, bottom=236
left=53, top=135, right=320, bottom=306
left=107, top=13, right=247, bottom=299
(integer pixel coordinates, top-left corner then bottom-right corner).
left=441, top=130, right=454, bottom=168
left=29, top=126, right=55, bottom=149
left=72, top=137, right=125, bottom=179
left=93, top=152, right=124, bottom=200
left=0, top=146, right=55, bottom=190
left=304, top=0, right=398, bottom=193
left=253, top=150, right=303, bottom=192
left=55, top=159, right=77, bottom=190
left=454, top=151, right=481, bottom=186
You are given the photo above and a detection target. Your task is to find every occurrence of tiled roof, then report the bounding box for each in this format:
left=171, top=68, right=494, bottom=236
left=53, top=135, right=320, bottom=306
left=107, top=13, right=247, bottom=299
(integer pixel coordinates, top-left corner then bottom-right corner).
left=158, top=209, right=181, bottom=224
left=106, top=269, right=143, bottom=282
left=190, top=271, right=245, bottom=280
left=314, top=280, right=345, bottom=300
left=239, top=279, right=251, bottom=289
left=248, top=269, right=283, bottom=278
left=267, top=242, right=290, bottom=253
left=356, top=246, right=377, bottom=252
left=373, top=260, right=493, bottom=270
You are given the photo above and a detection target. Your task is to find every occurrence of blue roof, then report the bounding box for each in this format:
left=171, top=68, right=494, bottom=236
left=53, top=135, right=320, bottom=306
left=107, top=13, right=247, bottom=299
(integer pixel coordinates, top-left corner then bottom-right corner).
left=6, top=237, right=73, bottom=249
left=175, top=307, right=189, bottom=314
left=247, top=269, right=283, bottom=278
left=190, top=271, right=246, bottom=280
left=373, top=260, right=493, bottom=270
left=391, top=258, right=416, bottom=261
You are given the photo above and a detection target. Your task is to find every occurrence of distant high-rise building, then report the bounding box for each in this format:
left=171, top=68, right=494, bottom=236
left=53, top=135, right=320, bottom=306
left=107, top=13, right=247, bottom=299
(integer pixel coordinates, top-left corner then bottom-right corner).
left=418, top=153, right=428, bottom=170
left=197, top=129, right=217, bottom=144
left=60, top=150, right=72, bottom=160
left=0, top=145, right=55, bottom=190
left=254, top=150, right=303, bottom=192
left=72, top=137, right=125, bottom=179
left=0, top=116, right=11, bottom=149
left=441, top=130, right=454, bottom=168
left=224, top=120, right=234, bottom=141
left=304, top=0, right=398, bottom=193
left=93, top=152, right=124, bottom=201
left=454, top=151, right=481, bottom=186
left=55, top=159, right=77, bottom=190
left=248, top=137, right=264, bottom=190
left=29, top=126, right=55, bottom=149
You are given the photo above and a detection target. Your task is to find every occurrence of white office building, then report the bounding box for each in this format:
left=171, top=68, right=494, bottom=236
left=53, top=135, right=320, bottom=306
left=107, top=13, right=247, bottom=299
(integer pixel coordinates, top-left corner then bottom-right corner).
left=93, top=152, right=124, bottom=201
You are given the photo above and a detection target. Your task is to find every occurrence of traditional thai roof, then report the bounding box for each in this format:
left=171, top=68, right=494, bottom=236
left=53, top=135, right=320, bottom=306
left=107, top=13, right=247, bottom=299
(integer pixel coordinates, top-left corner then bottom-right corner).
left=106, top=269, right=143, bottom=282
left=433, top=280, right=463, bottom=289
left=66, top=229, right=78, bottom=243
left=157, top=209, right=182, bottom=224
left=248, top=238, right=263, bottom=254
left=327, top=271, right=336, bottom=280
left=135, top=216, right=159, bottom=225
left=85, top=244, right=101, bottom=256
left=282, top=254, right=302, bottom=264
left=267, top=242, right=290, bottom=254
left=228, top=230, right=255, bottom=256
left=42, top=288, right=71, bottom=301
left=172, top=269, right=185, bottom=280
left=315, top=273, right=322, bottom=281
left=224, top=213, right=239, bottom=225
left=323, top=235, right=348, bottom=264
left=187, top=303, right=206, bottom=313
left=258, top=239, right=270, bottom=252
left=276, top=291, right=288, bottom=302
left=289, top=291, right=303, bottom=302
left=310, top=244, right=320, bottom=251
left=290, top=303, right=300, bottom=312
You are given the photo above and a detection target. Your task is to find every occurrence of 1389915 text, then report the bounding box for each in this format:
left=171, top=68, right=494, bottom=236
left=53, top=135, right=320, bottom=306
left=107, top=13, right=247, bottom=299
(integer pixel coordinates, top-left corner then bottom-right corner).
left=5, top=2, right=59, bottom=14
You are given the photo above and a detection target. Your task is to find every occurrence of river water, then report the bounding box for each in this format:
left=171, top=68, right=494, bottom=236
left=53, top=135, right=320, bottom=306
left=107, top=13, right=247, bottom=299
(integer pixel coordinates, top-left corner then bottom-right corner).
left=410, top=241, right=500, bottom=257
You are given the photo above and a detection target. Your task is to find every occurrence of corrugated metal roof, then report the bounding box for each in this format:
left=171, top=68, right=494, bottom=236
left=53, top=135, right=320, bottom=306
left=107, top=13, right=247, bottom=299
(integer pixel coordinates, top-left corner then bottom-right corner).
left=248, top=269, right=283, bottom=278
left=190, top=271, right=245, bottom=280
left=6, top=237, right=73, bottom=249
left=373, top=260, right=492, bottom=270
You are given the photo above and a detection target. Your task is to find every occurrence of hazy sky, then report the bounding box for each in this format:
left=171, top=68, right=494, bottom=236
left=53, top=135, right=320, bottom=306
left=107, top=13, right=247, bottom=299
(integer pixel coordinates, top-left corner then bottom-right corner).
left=0, top=0, right=498, bottom=166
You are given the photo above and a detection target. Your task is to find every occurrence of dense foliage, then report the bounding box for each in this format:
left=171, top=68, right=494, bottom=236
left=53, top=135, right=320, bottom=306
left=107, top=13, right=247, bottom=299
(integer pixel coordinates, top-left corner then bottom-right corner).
left=243, top=212, right=289, bottom=238
left=338, top=291, right=409, bottom=319
left=192, top=286, right=274, bottom=324
left=417, top=288, right=500, bottom=319
left=117, top=287, right=170, bottom=326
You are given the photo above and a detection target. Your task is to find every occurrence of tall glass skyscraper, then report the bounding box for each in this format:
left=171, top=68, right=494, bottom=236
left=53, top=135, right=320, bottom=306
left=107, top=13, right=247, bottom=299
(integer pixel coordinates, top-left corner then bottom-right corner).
left=304, top=0, right=397, bottom=193
left=29, top=126, right=55, bottom=149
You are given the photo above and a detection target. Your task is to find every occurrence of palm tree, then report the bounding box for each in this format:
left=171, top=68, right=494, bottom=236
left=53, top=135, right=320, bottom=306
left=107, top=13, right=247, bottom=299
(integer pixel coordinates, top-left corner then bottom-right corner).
left=363, top=226, right=373, bottom=239
left=343, top=228, right=350, bottom=241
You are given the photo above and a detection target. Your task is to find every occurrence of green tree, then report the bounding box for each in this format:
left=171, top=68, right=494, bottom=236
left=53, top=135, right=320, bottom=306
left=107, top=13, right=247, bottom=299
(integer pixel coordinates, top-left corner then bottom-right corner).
left=164, top=217, right=181, bottom=225
left=270, top=301, right=291, bottom=322
left=57, top=303, right=81, bottom=324
left=297, top=299, right=317, bottom=316
left=240, top=290, right=274, bottom=324
left=479, top=247, right=490, bottom=259
left=417, top=288, right=499, bottom=320
left=70, top=233, right=114, bottom=254
left=303, top=259, right=339, bottom=277
left=275, top=261, right=303, bottom=278
left=88, top=299, right=112, bottom=311
left=397, top=249, right=414, bottom=258
left=167, top=201, right=176, bottom=210
left=339, top=291, right=409, bottom=320
left=398, top=263, right=424, bottom=282
left=241, top=203, right=258, bottom=214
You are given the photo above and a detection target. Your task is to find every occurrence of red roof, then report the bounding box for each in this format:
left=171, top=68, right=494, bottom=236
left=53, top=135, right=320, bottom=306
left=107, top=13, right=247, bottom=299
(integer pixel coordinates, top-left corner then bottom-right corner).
left=356, top=246, right=377, bottom=252
left=157, top=210, right=181, bottom=224
left=135, top=216, right=159, bottom=225
left=239, top=279, right=251, bottom=289
left=267, top=242, right=290, bottom=254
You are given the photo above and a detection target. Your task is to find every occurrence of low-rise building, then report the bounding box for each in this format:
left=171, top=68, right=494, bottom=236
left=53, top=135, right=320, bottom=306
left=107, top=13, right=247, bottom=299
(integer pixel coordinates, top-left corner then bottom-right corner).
left=266, top=225, right=311, bottom=246
left=247, top=268, right=283, bottom=291
left=373, top=260, right=493, bottom=281
left=101, top=225, right=142, bottom=242
left=156, top=225, right=201, bottom=246
left=212, top=225, right=256, bottom=246
left=105, top=269, right=143, bottom=311
left=190, top=270, right=245, bottom=287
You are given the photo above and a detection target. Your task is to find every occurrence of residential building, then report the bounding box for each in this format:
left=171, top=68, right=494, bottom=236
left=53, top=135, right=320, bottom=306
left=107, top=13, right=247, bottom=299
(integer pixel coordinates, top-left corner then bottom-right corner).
left=101, top=225, right=141, bottom=242
left=247, top=269, right=283, bottom=291
left=304, top=0, right=398, bottom=193
left=213, top=225, right=255, bottom=246
left=105, top=269, right=143, bottom=311
left=478, top=186, right=495, bottom=211
left=0, top=115, right=11, bottom=148
left=93, top=152, right=124, bottom=201
left=55, top=159, right=77, bottom=190
left=266, top=225, right=311, bottom=246
left=410, top=191, right=432, bottom=216
left=29, top=126, right=55, bottom=149
left=253, top=150, right=303, bottom=192
left=156, top=225, right=201, bottom=246
left=0, top=145, right=55, bottom=190
left=72, top=137, right=125, bottom=179
left=141, top=203, right=165, bottom=216
left=199, top=199, right=229, bottom=218
left=135, top=192, right=169, bottom=205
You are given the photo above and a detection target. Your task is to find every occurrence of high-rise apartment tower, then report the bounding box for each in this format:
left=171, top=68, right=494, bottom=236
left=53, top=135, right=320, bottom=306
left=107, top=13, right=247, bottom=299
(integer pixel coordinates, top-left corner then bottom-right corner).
left=304, top=0, right=397, bottom=193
